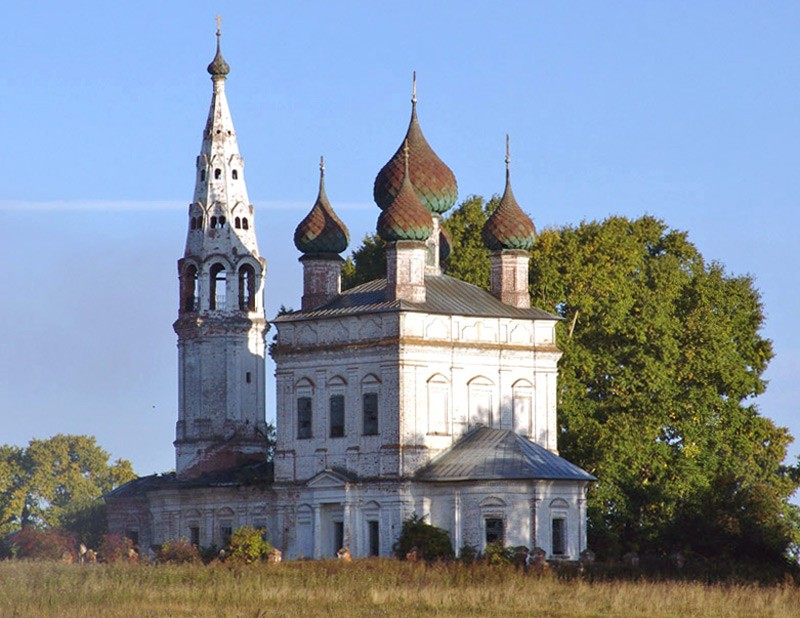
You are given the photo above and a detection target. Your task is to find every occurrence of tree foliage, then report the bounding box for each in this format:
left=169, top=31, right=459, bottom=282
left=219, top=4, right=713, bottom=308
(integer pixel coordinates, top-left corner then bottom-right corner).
left=0, top=435, right=135, bottom=536
left=342, top=234, right=387, bottom=290
left=393, top=514, right=454, bottom=561
left=345, top=195, right=798, bottom=563
left=225, top=525, right=273, bottom=564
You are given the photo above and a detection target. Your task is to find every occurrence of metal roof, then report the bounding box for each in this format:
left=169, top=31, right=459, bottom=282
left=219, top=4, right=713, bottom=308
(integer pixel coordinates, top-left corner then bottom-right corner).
left=273, top=275, right=558, bottom=323
left=415, top=427, right=595, bottom=482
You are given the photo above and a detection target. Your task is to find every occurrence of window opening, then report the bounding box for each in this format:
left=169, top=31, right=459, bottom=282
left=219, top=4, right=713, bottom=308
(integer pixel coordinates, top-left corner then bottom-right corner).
left=210, top=216, right=218, bottom=229
left=235, top=217, right=241, bottom=229
left=125, top=530, right=139, bottom=548
left=218, top=216, right=226, bottom=227
left=368, top=520, right=380, bottom=556
left=209, top=263, right=226, bottom=310
left=297, top=396, right=312, bottom=439
left=214, top=168, right=222, bottom=179
left=220, top=525, right=233, bottom=547
left=363, top=392, right=378, bottom=435
left=552, top=518, right=567, bottom=555
left=333, top=521, right=344, bottom=556
left=485, top=518, right=504, bottom=545
left=200, top=169, right=206, bottom=181
left=232, top=169, right=238, bottom=179
left=181, top=265, right=198, bottom=312
left=246, top=372, right=252, bottom=384
left=190, top=217, right=196, bottom=230
left=242, top=218, right=249, bottom=230
left=330, top=394, right=345, bottom=437
left=238, top=264, right=256, bottom=311
left=189, top=526, right=200, bottom=547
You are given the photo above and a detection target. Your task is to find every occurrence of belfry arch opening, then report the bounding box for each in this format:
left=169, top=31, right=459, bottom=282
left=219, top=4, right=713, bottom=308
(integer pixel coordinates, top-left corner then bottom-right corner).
left=209, top=263, right=227, bottom=310
left=239, top=264, right=257, bottom=311
left=181, top=265, right=199, bottom=313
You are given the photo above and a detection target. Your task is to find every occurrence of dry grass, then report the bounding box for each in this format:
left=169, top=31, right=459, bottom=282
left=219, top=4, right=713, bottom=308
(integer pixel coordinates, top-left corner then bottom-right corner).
left=0, top=559, right=798, bottom=617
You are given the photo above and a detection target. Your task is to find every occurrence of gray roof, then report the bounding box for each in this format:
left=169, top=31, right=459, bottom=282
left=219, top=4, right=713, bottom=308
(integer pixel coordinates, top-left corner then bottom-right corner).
left=105, top=461, right=274, bottom=499
left=273, top=275, right=558, bottom=322
left=415, top=427, right=595, bottom=482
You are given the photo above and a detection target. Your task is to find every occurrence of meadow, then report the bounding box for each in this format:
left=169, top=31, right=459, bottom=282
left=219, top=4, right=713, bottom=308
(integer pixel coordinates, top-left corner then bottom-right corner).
left=0, top=559, right=798, bottom=618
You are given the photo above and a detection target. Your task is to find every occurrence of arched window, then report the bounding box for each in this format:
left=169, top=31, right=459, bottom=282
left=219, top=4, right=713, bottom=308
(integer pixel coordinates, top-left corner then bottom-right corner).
left=219, top=216, right=226, bottom=227
left=242, top=218, right=249, bottom=230
left=362, top=374, right=380, bottom=435
left=512, top=379, right=533, bottom=435
left=232, top=169, right=239, bottom=180
left=468, top=377, right=495, bottom=429
left=238, top=264, right=256, bottom=311
left=234, top=217, right=241, bottom=229
left=214, top=168, right=222, bottom=180
left=181, top=264, right=199, bottom=312
left=200, top=169, right=206, bottom=182
left=209, top=263, right=226, bottom=310
left=210, top=216, right=218, bottom=229
left=328, top=376, right=347, bottom=438
left=296, top=379, right=314, bottom=439
left=427, top=374, right=450, bottom=435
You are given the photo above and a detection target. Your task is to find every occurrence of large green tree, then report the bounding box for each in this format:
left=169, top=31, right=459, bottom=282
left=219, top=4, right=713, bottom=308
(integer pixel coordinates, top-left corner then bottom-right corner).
left=344, top=196, right=799, bottom=563
left=0, top=435, right=135, bottom=536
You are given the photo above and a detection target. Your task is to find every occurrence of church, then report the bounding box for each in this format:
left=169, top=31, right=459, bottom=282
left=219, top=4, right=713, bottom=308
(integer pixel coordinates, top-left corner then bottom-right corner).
left=106, top=29, right=594, bottom=561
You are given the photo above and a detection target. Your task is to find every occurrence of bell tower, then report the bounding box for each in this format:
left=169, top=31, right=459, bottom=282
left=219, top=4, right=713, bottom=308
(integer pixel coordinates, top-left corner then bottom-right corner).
left=173, top=23, right=268, bottom=476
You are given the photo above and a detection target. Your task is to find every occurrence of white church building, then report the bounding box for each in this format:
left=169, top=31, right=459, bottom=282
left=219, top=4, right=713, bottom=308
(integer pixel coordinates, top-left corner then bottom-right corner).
left=106, top=30, right=594, bottom=560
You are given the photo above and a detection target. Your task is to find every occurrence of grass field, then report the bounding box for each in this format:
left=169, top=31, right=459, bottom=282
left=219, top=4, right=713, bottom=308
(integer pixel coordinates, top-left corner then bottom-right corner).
left=0, top=559, right=798, bottom=618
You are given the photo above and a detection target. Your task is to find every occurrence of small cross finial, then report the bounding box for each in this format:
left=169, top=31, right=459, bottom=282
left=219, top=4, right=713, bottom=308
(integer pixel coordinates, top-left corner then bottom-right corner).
left=412, top=71, right=417, bottom=105
left=505, top=134, right=510, bottom=170
left=320, top=155, right=325, bottom=176
left=216, top=15, right=222, bottom=36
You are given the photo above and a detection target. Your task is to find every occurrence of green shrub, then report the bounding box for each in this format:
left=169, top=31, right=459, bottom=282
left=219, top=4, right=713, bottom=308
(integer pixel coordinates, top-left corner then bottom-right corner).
left=393, top=514, right=454, bottom=562
left=459, top=544, right=478, bottom=565
left=156, top=538, right=201, bottom=564
left=225, top=526, right=272, bottom=564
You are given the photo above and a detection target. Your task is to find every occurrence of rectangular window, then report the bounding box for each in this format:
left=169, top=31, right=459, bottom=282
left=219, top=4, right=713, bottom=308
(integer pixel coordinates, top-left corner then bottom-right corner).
left=330, top=394, right=345, bottom=437
left=220, top=525, right=233, bottom=548
left=368, top=520, right=380, bottom=556
left=363, top=392, right=379, bottom=435
left=552, top=518, right=566, bottom=555
left=246, top=371, right=252, bottom=384
left=485, top=518, right=504, bottom=545
left=297, top=396, right=312, bottom=439
left=189, top=525, right=200, bottom=547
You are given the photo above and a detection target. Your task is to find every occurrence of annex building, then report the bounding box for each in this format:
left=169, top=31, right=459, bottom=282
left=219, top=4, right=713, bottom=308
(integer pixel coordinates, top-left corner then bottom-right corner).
left=106, top=30, right=594, bottom=560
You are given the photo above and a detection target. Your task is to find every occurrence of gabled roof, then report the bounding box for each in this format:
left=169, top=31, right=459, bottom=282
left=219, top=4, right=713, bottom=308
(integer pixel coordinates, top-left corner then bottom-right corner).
left=415, top=427, right=595, bottom=482
left=273, top=275, right=558, bottom=323
left=104, top=461, right=274, bottom=499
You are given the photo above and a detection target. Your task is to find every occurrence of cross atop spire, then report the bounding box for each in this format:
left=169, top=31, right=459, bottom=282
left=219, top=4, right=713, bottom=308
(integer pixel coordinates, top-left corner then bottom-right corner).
left=216, top=14, right=222, bottom=36
left=505, top=134, right=511, bottom=180
left=207, top=16, right=230, bottom=77
left=412, top=71, right=417, bottom=106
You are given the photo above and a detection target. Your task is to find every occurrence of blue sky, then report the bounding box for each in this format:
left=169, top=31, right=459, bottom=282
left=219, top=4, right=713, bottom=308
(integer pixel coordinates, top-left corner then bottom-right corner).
left=1, top=2, right=797, bottom=477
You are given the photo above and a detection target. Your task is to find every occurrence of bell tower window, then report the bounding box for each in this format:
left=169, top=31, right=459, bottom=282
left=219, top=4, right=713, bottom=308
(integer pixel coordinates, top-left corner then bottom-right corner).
left=232, top=170, right=238, bottom=179
left=238, top=264, right=257, bottom=311
left=242, top=218, right=249, bottom=230
left=200, top=170, right=206, bottom=182
left=214, top=168, right=222, bottom=179
left=181, top=265, right=199, bottom=313
left=209, top=263, right=227, bottom=310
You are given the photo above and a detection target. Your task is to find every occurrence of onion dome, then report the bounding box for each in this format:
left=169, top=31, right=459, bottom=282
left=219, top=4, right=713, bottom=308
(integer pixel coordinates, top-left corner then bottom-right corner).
left=482, top=136, right=536, bottom=251
left=373, top=73, right=458, bottom=214
left=294, top=157, right=350, bottom=254
left=377, top=142, right=433, bottom=242
left=207, top=21, right=230, bottom=77
left=439, top=226, right=452, bottom=262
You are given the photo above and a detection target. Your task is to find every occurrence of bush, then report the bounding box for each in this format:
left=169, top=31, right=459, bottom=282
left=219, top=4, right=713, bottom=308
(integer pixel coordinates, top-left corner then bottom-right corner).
left=99, top=533, right=136, bottom=563
left=393, top=514, right=454, bottom=562
left=226, top=526, right=272, bottom=564
left=459, top=544, right=478, bottom=565
left=156, top=538, right=200, bottom=564
left=12, top=527, right=76, bottom=562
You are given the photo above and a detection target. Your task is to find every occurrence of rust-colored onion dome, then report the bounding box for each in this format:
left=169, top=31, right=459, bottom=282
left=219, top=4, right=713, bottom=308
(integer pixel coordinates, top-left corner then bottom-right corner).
left=373, top=86, right=458, bottom=215
left=377, top=144, right=433, bottom=242
left=439, top=226, right=452, bottom=262
left=482, top=140, right=536, bottom=251
left=207, top=30, right=230, bottom=77
left=294, top=158, right=350, bottom=254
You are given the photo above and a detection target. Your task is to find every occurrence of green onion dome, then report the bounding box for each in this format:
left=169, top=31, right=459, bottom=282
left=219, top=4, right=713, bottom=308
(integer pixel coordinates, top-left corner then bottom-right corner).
left=294, top=158, right=350, bottom=254
left=373, top=77, right=457, bottom=215
left=377, top=143, right=433, bottom=242
left=482, top=137, right=536, bottom=251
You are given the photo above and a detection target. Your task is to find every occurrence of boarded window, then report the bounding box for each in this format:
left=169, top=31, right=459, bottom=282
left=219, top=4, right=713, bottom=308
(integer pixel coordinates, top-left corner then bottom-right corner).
left=552, top=518, right=566, bottom=555
left=427, top=375, right=450, bottom=435
left=368, top=520, right=380, bottom=556
left=363, top=392, right=378, bottom=435
left=330, top=395, right=345, bottom=438
left=297, top=396, right=312, bottom=439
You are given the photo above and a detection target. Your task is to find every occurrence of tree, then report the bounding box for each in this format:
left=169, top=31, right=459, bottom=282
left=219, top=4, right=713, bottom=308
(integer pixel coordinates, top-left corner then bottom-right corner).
left=0, top=435, right=135, bottom=536
left=342, top=234, right=386, bottom=290
left=345, top=197, right=799, bottom=564
left=393, top=514, right=454, bottom=561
